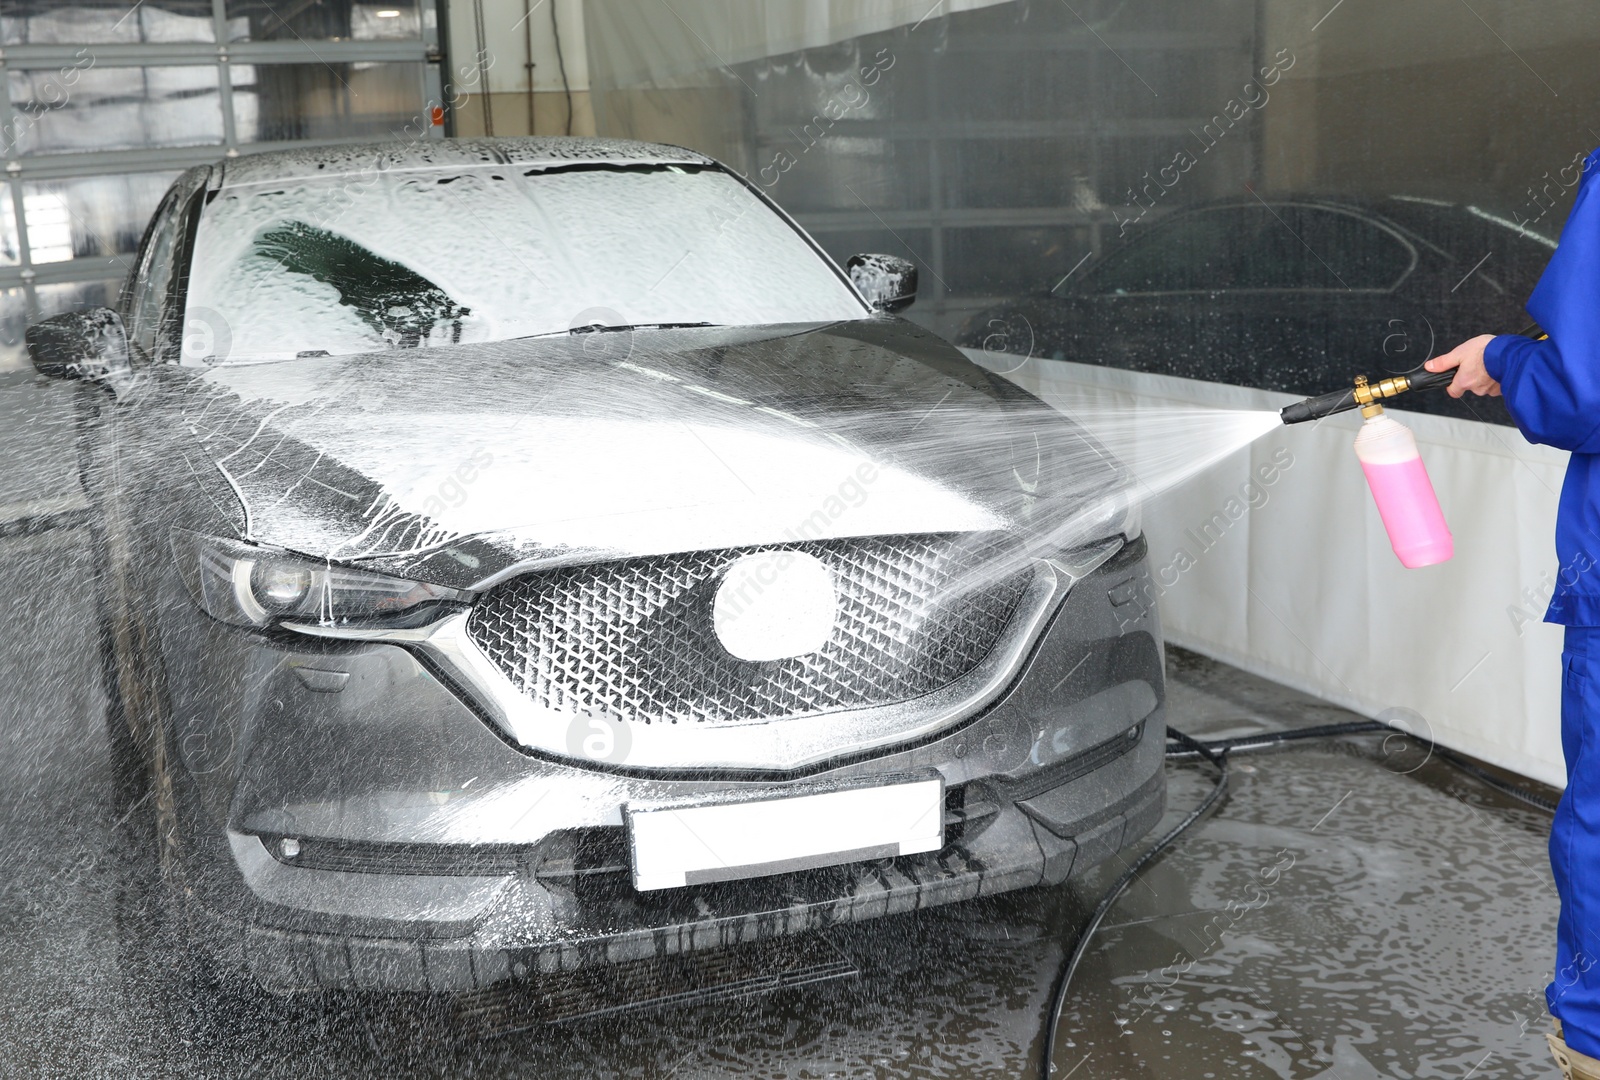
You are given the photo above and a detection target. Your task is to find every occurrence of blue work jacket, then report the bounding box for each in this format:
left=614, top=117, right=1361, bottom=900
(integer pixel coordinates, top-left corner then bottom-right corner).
left=1485, top=147, right=1600, bottom=626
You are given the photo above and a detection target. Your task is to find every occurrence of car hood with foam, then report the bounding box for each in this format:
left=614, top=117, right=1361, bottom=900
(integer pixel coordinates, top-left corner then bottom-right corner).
left=171, top=319, right=1124, bottom=589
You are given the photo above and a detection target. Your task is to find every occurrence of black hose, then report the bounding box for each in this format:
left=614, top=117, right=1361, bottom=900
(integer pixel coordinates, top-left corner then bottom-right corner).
left=1433, top=744, right=1559, bottom=814
left=1165, top=719, right=1390, bottom=757
left=1039, top=728, right=1230, bottom=1076
left=550, top=0, right=573, bottom=136
left=471, top=0, right=493, bottom=136
left=1039, top=719, right=1557, bottom=1076
left=1165, top=719, right=1559, bottom=813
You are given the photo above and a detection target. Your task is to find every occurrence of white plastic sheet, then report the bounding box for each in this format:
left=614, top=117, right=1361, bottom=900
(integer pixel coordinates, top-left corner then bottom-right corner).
left=584, top=0, right=1013, bottom=89
left=970, top=350, right=1570, bottom=788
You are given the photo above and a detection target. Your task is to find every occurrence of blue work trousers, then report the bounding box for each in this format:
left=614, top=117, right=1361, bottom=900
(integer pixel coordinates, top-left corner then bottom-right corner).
left=1552, top=626, right=1600, bottom=1053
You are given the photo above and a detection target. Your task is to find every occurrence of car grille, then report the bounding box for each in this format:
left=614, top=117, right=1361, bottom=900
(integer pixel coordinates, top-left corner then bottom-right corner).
left=465, top=533, right=1032, bottom=727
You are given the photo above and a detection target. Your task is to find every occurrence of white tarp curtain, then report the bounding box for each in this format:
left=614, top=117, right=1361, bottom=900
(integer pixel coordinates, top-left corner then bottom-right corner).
left=584, top=0, right=1011, bottom=88
left=969, top=352, right=1570, bottom=789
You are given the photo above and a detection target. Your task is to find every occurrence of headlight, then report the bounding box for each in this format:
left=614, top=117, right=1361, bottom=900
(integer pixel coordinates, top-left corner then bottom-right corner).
left=171, top=530, right=470, bottom=629
left=1115, top=493, right=1143, bottom=541
left=1055, top=490, right=1141, bottom=550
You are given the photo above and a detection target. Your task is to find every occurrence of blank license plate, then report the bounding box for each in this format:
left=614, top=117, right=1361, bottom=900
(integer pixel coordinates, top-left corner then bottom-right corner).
left=627, top=777, right=944, bottom=892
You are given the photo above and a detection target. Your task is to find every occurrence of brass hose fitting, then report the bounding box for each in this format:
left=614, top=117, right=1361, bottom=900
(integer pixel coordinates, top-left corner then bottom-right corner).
left=1352, top=373, right=1414, bottom=405
left=1355, top=375, right=1386, bottom=419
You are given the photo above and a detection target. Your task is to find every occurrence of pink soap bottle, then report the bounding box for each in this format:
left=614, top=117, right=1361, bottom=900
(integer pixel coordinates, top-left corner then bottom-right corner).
left=1353, top=402, right=1453, bottom=568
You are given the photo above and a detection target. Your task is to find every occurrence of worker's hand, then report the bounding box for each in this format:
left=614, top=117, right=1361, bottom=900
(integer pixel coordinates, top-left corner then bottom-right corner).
left=1425, top=335, right=1502, bottom=397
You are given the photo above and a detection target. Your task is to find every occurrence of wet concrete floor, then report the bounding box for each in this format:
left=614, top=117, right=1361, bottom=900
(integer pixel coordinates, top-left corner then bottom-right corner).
left=0, top=372, right=1563, bottom=1078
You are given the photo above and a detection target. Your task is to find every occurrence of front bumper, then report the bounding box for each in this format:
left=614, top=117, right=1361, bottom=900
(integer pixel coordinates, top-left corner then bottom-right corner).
left=216, top=765, right=1164, bottom=992
left=158, top=538, right=1167, bottom=992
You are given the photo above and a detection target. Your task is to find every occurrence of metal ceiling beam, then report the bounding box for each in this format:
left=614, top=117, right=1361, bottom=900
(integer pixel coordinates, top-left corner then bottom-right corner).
left=0, top=39, right=427, bottom=68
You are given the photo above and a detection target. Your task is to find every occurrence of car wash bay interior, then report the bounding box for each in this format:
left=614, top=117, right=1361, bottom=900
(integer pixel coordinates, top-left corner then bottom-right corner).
left=0, top=0, right=1596, bottom=1076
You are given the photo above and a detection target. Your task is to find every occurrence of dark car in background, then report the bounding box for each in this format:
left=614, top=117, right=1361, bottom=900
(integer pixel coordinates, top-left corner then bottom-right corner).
left=30, top=137, right=1165, bottom=993
left=958, top=195, right=1554, bottom=426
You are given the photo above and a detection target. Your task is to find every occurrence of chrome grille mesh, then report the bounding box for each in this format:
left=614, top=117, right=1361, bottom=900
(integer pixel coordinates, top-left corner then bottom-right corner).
left=465, top=534, right=1031, bottom=726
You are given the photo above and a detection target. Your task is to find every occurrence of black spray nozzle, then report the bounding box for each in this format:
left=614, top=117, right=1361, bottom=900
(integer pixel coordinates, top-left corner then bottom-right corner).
left=1279, top=385, right=1357, bottom=425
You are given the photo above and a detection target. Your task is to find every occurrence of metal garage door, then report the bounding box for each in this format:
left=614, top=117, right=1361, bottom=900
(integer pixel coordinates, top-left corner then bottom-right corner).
left=0, top=0, right=444, bottom=368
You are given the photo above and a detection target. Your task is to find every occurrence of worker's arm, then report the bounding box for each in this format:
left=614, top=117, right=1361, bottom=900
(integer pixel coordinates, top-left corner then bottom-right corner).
left=1488, top=333, right=1600, bottom=453
left=1426, top=146, right=1600, bottom=452
left=1426, top=333, right=1600, bottom=452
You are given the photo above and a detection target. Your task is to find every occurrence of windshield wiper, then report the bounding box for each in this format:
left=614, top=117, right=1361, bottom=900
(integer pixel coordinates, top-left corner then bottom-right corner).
left=569, top=321, right=716, bottom=334
left=512, top=322, right=718, bottom=342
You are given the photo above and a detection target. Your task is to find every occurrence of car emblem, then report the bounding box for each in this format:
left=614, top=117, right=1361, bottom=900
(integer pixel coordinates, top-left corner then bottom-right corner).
left=712, top=551, right=837, bottom=662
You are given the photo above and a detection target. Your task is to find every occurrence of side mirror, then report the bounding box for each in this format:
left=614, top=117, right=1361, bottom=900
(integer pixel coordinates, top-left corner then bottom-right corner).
left=847, top=254, right=918, bottom=313
left=26, top=307, right=131, bottom=380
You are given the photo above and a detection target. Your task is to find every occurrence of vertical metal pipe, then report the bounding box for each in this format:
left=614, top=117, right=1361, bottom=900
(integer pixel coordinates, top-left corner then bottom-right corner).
left=550, top=0, right=572, bottom=135
left=524, top=0, right=536, bottom=134
left=435, top=0, right=457, bottom=137
left=926, top=30, right=946, bottom=315
left=212, top=0, right=239, bottom=153
left=0, top=58, right=36, bottom=321
left=472, top=0, right=494, bottom=135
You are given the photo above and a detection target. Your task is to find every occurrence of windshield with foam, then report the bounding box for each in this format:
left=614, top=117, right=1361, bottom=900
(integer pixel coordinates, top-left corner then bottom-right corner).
left=182, top=164, right=866, bottom=363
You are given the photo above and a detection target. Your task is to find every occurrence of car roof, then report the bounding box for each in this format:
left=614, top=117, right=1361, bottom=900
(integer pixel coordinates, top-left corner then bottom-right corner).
left=1168, top=192, right=1437, bottom=216
left=217, top=136, right=716, bottom=189
left=1124, top=192, right=1560, bottom=256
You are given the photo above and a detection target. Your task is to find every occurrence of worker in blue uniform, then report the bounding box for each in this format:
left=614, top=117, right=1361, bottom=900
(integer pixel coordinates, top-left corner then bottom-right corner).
left=1426, top=145, right=1600, bottom=1078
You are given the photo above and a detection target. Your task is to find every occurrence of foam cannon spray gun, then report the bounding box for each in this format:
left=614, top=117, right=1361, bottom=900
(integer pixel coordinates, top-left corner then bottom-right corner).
left=1278, top=362, right=1461, bottom=568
